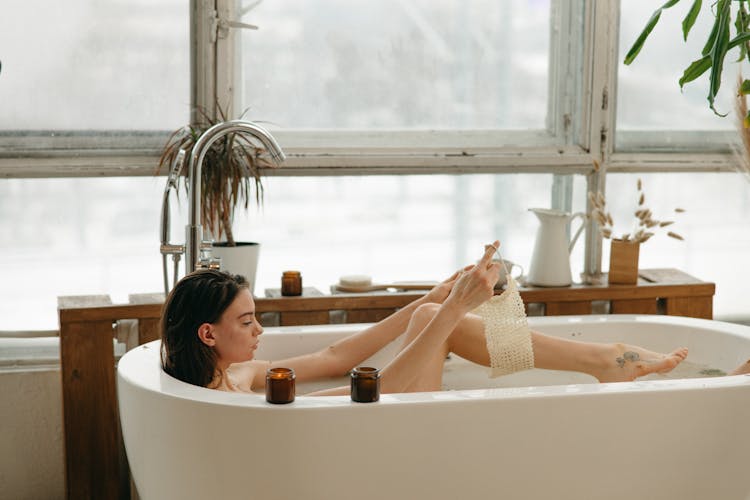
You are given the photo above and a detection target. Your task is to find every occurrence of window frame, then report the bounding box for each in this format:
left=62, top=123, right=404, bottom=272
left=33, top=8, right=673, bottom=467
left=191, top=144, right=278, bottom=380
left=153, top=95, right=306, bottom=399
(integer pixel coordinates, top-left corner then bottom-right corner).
left=0, top=0, right=594, bottom=178
left=0, top=0, right=738, bottom=178
left=219, top=0, right=594, bottom=176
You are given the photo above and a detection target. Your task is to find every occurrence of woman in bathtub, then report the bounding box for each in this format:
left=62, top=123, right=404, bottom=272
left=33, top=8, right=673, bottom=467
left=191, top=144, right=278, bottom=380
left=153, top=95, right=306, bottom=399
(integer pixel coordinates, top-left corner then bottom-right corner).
left=160, top=241, right=689, bottom=394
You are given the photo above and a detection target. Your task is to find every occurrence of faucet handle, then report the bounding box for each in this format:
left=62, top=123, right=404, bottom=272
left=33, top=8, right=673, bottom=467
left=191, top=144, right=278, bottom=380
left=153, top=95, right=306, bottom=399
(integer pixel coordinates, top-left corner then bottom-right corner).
left=197, top=256, right=221, bottom=271
left=197, top=240, right=220, bottom=270
left=160, top=243, right=184, bottom=256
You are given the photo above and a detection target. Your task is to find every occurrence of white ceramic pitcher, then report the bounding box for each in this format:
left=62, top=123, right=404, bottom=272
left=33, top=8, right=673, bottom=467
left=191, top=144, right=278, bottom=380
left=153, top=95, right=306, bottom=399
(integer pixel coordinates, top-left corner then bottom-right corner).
left=527, top=208, right=586, bottom=287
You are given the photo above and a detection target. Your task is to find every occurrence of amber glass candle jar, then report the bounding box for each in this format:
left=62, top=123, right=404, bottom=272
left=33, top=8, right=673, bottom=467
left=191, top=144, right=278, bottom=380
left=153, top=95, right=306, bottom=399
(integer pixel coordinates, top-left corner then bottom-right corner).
left=350, top=366, right=380, bottom=403
left=265, top=367, right=296, bottom=404
left=281, top=271, right=302, bottom=296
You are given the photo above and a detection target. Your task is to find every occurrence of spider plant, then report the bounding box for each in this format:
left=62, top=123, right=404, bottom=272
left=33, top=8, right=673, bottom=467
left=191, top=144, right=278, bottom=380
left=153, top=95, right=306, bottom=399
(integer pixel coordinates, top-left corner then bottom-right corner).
left=157, top=106, right=271, bottom=246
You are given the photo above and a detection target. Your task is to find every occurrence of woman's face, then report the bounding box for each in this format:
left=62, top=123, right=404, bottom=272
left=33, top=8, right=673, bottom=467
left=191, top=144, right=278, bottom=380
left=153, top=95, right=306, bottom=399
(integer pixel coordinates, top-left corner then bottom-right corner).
left=211, top=288, right=263, bottom=364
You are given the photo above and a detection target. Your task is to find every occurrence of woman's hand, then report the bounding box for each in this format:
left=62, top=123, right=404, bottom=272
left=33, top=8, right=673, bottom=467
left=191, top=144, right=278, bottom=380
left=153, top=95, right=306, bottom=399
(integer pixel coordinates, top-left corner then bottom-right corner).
left=422, top=268, right=467, bottom=304
left=443, top=240, right=501, bottom=314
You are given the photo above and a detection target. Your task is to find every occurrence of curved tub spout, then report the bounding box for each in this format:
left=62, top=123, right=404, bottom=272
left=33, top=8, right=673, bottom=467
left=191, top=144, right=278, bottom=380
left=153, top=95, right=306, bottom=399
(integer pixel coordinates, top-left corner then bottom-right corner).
left=185, top=120, right=286, bottom=273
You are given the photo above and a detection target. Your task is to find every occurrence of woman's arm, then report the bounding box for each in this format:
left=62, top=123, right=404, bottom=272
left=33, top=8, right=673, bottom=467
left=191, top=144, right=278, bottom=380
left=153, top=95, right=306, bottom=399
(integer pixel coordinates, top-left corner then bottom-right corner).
left=300, top=275, right=459, bottom=376
left=295, top=242, right=501, bottom=395
left=248, top=271, right=461, bottom=389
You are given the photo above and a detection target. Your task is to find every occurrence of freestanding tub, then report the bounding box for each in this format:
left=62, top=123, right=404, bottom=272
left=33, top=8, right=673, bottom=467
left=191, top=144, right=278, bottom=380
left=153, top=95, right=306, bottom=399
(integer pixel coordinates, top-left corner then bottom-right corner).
left=118, top=315, right=750, bottom=500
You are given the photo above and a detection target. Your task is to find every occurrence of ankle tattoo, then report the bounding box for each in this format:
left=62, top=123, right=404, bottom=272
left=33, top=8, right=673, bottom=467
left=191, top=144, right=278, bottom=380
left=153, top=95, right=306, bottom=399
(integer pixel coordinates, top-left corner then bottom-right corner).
left=616, top=351, right=640, bottom=368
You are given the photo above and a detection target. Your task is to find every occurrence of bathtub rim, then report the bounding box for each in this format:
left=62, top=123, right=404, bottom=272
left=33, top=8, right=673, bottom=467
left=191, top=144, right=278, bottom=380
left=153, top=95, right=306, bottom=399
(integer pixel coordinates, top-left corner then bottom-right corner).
left=117, top=314, right=750, bottom=410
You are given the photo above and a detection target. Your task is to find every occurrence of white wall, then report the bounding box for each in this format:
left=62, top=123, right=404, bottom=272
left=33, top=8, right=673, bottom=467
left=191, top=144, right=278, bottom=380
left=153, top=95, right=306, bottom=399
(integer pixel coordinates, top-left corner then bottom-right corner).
left=0, top=364, right=64, bottom=500
left=1, top=337, right=66, bottom=499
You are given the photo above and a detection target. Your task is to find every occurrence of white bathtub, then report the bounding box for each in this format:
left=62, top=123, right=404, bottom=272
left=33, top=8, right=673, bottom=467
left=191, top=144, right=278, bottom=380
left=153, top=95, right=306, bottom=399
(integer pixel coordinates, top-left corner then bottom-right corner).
left=118, top=315, right=750, bottom=500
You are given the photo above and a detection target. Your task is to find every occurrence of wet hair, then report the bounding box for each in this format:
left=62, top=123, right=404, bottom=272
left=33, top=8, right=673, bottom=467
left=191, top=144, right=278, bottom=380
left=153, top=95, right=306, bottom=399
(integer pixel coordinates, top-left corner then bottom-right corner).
left=160, top=269, right=249, bottom=387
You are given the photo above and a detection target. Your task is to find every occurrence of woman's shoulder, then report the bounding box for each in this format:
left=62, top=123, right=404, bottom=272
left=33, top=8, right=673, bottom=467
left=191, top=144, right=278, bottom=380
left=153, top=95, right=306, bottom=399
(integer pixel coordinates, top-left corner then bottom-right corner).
left=227, top=360, right=269, bottom=392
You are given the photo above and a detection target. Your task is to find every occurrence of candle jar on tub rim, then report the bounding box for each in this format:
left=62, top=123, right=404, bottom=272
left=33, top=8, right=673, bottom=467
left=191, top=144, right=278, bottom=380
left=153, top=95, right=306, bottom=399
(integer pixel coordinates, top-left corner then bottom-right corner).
left=266, top=367, right=296, bottom=404
left=350, top=366, right=380, bottom=403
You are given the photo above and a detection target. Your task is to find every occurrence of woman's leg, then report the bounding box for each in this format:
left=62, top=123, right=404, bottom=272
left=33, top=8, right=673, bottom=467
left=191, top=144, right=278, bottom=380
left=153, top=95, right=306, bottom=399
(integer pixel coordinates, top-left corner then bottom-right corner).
left=380, top=303, right=452, bottom=393
left=304, top=302, right=454, bottom=396
left=528, top=333, right=688, bottom=382
left=444, top=313, right=688, bottom=382
left=380, top=302, right=690, bottom=393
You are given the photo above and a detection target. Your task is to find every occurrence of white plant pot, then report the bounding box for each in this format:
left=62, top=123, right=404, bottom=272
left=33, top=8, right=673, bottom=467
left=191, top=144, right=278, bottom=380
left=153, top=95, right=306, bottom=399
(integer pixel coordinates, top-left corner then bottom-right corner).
left=211, top=242, right=260, bottom=295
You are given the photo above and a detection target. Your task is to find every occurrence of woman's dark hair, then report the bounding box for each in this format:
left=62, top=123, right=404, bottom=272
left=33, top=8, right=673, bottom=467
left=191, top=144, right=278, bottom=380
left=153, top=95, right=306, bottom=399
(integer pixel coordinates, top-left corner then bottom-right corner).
left=160, top=269, right=249, bottom=387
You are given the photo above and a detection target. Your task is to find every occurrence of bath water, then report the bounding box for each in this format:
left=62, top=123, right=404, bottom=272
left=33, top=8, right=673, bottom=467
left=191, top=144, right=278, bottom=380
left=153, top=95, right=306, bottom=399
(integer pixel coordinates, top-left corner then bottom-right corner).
left=440, top=356, right=727, bottom=391
left=637, top=360, right=726, bottom=380
left=295, top=358, right=728, bottom=395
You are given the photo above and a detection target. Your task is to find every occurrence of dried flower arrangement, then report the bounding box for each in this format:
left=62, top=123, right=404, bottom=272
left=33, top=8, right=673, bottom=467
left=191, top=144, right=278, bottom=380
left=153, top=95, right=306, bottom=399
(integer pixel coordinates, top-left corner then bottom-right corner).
left=588, top=180, right=685, bottom=244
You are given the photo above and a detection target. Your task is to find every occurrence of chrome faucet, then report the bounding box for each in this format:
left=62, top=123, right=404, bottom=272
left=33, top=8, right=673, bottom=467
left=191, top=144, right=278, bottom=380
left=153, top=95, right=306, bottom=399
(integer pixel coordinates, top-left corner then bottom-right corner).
left=160, top=120, right=286, bottom=293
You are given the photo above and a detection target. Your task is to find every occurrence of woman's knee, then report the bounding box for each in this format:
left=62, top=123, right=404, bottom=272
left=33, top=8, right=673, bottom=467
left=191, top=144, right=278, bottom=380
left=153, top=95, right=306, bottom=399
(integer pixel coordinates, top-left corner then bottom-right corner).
left=410, top=302, right=441, bottom=328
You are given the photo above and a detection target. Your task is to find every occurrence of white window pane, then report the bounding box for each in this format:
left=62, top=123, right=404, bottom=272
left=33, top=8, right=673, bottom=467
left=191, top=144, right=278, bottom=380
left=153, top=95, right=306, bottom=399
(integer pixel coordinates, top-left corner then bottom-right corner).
left=240, top=0, right=550, bottom=130
left=239, top=174, right=563, bottom=291
left=617, top=0, right=734, bottom=134
left=0, top=1, right=190, bottom=130
left=1, top=174, right=563, bottom=330
left=4, top=173, right=744, bottom=330
left=0, top=178, right=165, bottom=330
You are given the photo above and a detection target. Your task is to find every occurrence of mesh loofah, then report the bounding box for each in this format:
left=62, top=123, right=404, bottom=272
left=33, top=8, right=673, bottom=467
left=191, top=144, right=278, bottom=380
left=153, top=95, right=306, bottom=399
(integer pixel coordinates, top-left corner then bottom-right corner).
left=472, top=269, right=534, bottom=378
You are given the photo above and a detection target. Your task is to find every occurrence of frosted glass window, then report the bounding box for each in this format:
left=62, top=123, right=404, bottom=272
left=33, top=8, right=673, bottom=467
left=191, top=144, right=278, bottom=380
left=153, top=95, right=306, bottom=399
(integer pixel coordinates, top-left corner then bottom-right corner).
left=617, top=0, right=734, bottom=134
left=240, top=0, right=551, bottom=130
left=3, top=173, right=746, bottom=331
left=0, top=174, right=564, bottom=330
left=0, top=1, right=190, bottom=130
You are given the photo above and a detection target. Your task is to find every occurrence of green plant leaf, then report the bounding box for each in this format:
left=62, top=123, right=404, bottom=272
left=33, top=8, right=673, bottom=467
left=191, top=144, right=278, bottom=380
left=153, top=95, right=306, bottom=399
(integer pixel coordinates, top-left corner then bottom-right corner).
left=707, top=0, right=731, bottom=116
left=623, top=12, right=661, bottom=65
left=678, top=55, right=711, bottom=87
left=630, top=0, right=750, bottom=115
left=735, top=2, right=750, bottom=61
left=682, top=0, right=702, bottom=40
left=624, top=0, right=682, bottom=65
left=702, top=12, right=720, bottom=55
left=740, top=79, right=750, bottom=95
left=729, top=31, right=750, bottom=49
left=679, top=23, right=750, bottom=93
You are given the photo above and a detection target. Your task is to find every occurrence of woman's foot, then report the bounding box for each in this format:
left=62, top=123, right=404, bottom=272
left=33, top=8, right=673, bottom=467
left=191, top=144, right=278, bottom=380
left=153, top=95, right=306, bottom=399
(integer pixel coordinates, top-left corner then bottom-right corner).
left=730, top=359, right=750, bottom=375
left=592, top=344, right=688, bottom=382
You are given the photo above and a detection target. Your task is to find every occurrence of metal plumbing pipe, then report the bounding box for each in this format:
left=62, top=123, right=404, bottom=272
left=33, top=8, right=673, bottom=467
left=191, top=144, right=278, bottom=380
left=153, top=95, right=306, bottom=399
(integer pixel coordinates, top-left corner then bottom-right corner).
left=185, top=120, right=285, bottom=273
